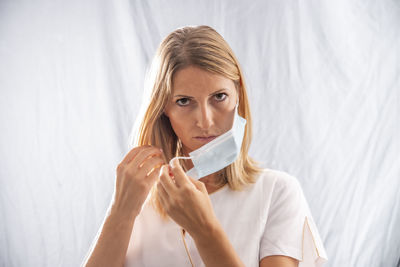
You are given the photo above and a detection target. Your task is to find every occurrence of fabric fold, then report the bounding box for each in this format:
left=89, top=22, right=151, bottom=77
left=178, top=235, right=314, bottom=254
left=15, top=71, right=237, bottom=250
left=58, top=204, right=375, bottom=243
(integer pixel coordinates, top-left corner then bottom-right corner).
left=300, top=216, right=328, bottom=267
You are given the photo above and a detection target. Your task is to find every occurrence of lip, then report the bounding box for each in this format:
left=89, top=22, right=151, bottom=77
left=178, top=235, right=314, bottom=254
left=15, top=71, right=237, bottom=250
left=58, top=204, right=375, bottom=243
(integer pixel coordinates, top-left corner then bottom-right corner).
left=194, top=136, right=217, bottom=143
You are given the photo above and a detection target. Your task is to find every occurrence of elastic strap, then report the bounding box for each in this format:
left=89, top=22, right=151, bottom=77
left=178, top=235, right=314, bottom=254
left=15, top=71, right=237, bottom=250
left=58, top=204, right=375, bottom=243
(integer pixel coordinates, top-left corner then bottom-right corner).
left=169, top=156, right=192, bottom=167
left=180, top=228, right=195, bottom=267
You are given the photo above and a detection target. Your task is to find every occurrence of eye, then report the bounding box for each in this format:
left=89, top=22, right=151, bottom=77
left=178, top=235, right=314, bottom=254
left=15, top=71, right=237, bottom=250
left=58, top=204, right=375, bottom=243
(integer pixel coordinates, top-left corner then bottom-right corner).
left=214, top=93, right=227, bottom=102
left=176, top=98, right=191, bottom=106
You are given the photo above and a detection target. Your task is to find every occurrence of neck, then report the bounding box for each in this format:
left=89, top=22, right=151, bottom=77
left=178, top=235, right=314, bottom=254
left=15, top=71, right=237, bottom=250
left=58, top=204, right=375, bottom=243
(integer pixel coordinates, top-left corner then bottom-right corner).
left=199, top=173, right=218, bottom=185
left=200, top=172, right=227, bottom=194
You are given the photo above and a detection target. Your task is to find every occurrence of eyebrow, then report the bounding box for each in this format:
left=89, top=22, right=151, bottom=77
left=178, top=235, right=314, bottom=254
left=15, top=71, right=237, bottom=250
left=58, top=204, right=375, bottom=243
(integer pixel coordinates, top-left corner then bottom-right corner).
left=173, top=88, right=228, bottom=98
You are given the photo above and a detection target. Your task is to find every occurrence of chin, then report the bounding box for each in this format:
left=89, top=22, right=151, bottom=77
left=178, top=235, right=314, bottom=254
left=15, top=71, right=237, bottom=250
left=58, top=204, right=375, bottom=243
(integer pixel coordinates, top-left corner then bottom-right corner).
left=181, top=143, right=197, bottom=155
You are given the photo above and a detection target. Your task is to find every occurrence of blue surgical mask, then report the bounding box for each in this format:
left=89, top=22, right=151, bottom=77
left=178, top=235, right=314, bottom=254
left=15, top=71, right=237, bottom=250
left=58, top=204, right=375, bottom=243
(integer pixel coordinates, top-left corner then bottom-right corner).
left=169, top=102, right=246, bottom=179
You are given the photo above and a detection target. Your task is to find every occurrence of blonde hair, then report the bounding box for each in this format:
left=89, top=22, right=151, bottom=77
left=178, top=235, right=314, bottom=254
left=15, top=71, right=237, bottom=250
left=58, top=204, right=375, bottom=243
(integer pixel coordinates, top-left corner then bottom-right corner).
left=129, top=25, right=263, bottom=219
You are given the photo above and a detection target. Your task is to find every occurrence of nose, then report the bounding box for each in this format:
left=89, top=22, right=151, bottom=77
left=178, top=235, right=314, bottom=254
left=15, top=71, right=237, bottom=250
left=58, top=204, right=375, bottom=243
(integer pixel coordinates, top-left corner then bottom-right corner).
left=195, top=103, right=214, bottom=130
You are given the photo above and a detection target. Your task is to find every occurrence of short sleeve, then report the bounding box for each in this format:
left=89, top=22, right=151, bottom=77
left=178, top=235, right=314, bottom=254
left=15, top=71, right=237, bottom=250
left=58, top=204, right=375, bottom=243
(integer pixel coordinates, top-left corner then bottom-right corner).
left=259, top=173, right=328, bottom=267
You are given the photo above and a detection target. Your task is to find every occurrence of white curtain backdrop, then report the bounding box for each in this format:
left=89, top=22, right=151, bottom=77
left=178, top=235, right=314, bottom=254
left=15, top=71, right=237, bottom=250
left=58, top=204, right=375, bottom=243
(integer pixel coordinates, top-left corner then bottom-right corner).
left=1, top=0, right=399, bottom=266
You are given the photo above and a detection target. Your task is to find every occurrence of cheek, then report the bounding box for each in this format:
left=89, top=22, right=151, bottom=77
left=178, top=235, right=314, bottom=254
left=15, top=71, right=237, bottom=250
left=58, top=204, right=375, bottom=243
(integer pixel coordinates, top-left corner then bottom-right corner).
left=219, top=107, right=236, bottom=132
left=168, top=112, right=190, bottom=139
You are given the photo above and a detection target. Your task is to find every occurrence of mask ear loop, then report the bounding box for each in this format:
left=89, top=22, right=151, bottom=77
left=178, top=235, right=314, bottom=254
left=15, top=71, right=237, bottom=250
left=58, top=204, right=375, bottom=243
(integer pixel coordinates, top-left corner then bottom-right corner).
left=234, top=95, right=241, bottom=116
left=169, top=156, right=192, bottom=168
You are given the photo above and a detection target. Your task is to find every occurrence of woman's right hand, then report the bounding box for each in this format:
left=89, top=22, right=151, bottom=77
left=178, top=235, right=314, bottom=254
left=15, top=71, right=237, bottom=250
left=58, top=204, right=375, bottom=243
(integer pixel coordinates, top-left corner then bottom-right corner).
left=112, top=145, right=165, bottom=219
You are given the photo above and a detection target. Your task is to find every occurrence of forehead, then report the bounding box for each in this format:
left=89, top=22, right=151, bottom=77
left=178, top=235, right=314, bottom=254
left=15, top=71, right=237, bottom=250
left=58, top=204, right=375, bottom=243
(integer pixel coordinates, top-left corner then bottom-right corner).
left=171, top=66, right=235, bottom=95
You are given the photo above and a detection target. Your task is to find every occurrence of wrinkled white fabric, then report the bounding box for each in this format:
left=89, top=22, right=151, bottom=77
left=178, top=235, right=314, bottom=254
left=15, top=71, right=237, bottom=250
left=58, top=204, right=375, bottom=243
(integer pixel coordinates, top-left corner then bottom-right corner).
left=125, top=169, right=328, bottom=266
left=1, top=1, right=399, bottom=266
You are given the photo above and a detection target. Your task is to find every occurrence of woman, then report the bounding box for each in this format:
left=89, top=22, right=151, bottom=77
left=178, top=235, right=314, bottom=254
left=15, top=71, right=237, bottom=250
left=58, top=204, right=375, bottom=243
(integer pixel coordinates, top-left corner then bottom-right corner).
left=83, top=25, right=328, bottom=267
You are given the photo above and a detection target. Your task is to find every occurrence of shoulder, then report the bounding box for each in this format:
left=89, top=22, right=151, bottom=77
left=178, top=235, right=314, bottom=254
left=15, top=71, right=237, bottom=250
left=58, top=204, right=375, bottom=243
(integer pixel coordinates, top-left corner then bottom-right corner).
left=258, top=169, right=329, bottom=265
left=256, top=168, right=303, bottom=193
left=253, top=168, right=305, bottom=212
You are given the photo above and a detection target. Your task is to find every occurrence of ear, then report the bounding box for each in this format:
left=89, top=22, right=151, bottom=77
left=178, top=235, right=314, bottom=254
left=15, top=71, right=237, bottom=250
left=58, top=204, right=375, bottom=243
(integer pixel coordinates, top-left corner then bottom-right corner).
left=163, top=102, right=171, bottom=117
left=162, top=110, right=169, bottom=118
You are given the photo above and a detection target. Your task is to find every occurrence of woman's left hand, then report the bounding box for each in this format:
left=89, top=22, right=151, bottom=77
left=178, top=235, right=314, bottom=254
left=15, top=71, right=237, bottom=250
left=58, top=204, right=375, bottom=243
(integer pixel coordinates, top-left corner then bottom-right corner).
left=157, top=159, right=219, bottom=238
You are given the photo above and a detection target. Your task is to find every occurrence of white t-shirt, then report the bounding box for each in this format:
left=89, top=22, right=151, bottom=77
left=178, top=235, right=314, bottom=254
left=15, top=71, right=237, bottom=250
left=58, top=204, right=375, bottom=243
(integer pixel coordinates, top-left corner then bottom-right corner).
left=125, top=168, right=328, bottom=267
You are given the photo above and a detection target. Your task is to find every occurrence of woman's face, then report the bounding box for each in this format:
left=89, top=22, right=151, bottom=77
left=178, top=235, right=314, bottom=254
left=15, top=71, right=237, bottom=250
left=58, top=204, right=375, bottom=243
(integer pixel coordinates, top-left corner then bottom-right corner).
left=164, top=65, right=238, bottom=154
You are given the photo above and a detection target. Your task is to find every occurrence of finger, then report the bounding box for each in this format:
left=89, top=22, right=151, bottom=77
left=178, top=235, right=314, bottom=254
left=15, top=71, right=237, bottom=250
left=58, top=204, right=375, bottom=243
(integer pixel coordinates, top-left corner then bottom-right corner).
left=144, top=164, right=163, bottom=186
left=159, top=165, right=177, bottom=195
left=188, top=176, right=208, bottom=193
left=137, top=156, right=165, bottom=177
left=170, top=158, right=193, bottom=188
left=120, top=146, right=146, bottom=165
left=128, top=146, right=163, bottom=169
